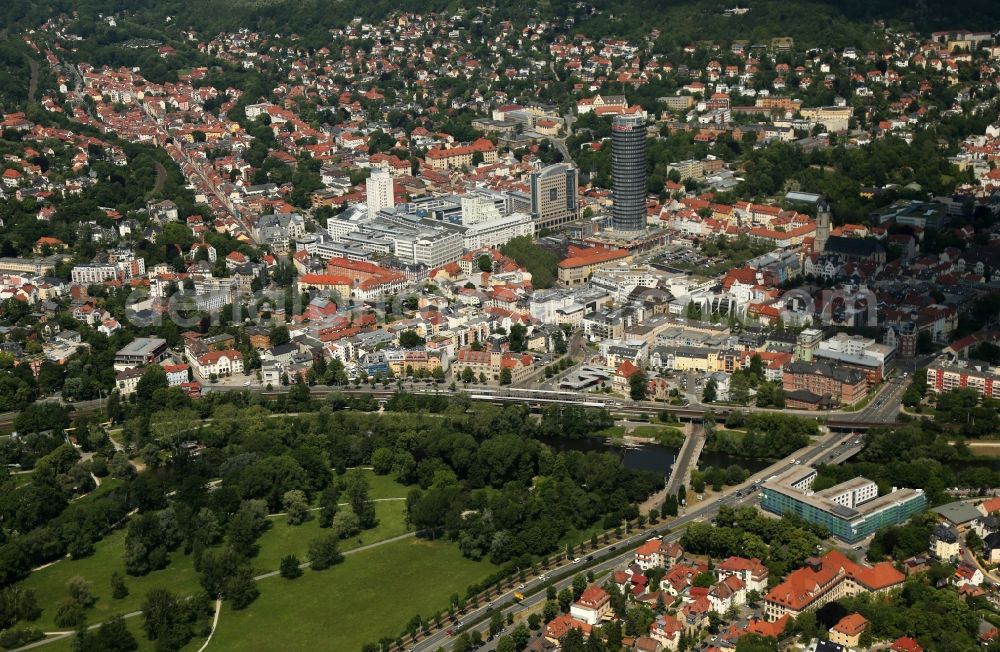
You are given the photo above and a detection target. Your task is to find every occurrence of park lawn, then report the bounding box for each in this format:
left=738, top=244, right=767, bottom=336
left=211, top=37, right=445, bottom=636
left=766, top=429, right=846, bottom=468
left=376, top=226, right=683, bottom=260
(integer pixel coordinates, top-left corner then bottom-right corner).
left=631, top=425, right=686, bottom=446
left=363, top=469, right=412, bottom=499
left=22, top=473, right=411, bottom=632
left=209, top=538, right=495, bottom=651
left=20, top=528, right=202, bottom=632
left=39, top=615, right=206, bottom=652
left=593, top=426, right=626, bottom=438
left=255, top=499, right=408, bottom=573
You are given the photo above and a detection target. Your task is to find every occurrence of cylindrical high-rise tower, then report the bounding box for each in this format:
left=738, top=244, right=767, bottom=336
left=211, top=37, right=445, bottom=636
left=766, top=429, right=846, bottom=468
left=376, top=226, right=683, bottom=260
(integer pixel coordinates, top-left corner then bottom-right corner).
left=611, top=113, right=647, bottom=233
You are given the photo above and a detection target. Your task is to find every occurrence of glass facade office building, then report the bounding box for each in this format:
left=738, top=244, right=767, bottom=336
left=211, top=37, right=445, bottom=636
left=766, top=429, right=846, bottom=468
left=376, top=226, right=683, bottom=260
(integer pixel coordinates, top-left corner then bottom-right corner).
left=611, top=114, right=647, bottom=233
left=761, top=485, right=927, bottom=543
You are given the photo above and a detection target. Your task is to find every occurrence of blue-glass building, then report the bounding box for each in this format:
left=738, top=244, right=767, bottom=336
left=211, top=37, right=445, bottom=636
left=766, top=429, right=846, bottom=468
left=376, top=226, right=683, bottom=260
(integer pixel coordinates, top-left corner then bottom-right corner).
left=761, top=468, right=926, bottom=543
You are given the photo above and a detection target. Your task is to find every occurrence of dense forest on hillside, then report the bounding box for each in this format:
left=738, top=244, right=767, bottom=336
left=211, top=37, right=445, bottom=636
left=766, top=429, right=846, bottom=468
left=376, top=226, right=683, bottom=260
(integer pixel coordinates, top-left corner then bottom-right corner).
left=4, top=0, right=999, bottom=48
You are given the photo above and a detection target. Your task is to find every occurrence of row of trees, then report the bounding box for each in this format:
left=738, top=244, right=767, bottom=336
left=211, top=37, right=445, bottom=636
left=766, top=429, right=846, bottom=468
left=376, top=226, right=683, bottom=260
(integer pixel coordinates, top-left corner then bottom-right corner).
left=705, top=412, right=817, bottom=459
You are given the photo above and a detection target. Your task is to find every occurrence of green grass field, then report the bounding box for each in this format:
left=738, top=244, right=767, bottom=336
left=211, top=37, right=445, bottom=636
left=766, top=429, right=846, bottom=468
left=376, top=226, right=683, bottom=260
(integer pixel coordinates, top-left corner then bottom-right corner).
left=209, top=538, right=494, bottom=651
left=20, top=471, right=412, bottom=639
left=363, top=469, right=412, bottom=499
left=256, top=499, right=408, bottom=573
left=593, top=425, right=626, bottom=438
left=39, top=615, right=206, bottom=652
left=20, top=528, right=203, bottom=632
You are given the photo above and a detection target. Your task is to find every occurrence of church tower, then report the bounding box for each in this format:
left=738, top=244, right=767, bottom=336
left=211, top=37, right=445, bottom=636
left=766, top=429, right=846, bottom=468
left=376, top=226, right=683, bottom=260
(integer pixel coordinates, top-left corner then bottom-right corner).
left=814, top=198, right=830, bottom=253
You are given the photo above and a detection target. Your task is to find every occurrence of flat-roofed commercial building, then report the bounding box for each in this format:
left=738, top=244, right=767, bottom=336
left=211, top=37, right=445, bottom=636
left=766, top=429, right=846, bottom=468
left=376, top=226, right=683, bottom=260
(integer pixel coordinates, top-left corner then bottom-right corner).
left=761, top=467, right=926, bottom=543
left=114, top=337, right=169, bottom=371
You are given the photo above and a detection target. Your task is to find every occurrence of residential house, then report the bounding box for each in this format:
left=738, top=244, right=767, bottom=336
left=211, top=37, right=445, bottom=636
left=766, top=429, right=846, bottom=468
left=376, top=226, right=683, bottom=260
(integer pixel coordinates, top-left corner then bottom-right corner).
left=649, top=614, right=683, bottom=651
left=984, top=532, right=1000, bottom=564
left=614, top=360, right=641, bottom=393
left=193, top=349, right=244, bottom=378
left=716, top=557, right=769, bottom=593
left=161, top=363, right=190, bottom=387
left=634, top=539, right=683, bottom=571
left=953, top=562, right=984, bottom=587
left=544, top=614, right=591, bottom=646
left=708, top=574, right=746, bottom=614
left=829, top=613, right=868, bottom=648
left=115, top=367, right=145, bottom=397
left=570, top=585, right=612, bottom=626
left=930, top=524, right=960, bottom=561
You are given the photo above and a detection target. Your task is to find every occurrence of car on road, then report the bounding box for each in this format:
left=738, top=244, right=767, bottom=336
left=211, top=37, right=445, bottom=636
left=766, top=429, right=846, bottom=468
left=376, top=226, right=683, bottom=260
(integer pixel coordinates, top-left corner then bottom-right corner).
left=572, top=557, right=581, bottom=564
left=518, top=584, right=525, bottom=589
left=586, top=555, right=594, bottom=561
left=243, top=380, right=252, bottom=386
left=609, top=545, right=616, bottom=551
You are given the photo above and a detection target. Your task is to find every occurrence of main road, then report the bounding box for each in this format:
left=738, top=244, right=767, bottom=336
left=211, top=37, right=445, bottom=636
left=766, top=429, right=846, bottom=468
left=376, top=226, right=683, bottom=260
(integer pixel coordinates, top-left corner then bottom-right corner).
left=410, top=429, right=860, bottom=651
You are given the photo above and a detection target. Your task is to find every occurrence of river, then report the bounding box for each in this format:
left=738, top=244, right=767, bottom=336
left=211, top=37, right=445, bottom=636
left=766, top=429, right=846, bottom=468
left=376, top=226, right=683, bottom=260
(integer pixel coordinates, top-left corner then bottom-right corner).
left=540, top=437, right=772, bottom=477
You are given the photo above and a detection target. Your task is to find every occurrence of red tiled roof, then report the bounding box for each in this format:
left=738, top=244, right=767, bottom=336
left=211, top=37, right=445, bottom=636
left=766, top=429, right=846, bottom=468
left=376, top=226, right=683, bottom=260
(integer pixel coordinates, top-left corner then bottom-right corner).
left=832, top=613, right=868, bottom=636
left=558, top=245, right=629, bottom=269
left=980, top=497, right=1000, bottom=514
left=197, top=349, right=242, bottom=365
left=576, top=585, right=609, bottom=608
left=636, top=540, right=660, bottom=556
left=300, top=273, right=352, bottom=287
left=891, top=637, right=923, bottom=652
left=747, top=614, right=789, bottom=639
left=457, top=349, right=491, bottom=365
left=545, top=614, right=591, bottom=640
left=616, top=360, right=639, bottom=378
left=765, top=551, right=903, bottom=612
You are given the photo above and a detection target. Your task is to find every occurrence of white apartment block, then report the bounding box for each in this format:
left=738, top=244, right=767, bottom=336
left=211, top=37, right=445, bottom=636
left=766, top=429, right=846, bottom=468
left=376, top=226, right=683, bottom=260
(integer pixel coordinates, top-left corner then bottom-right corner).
left=71, top=264, right=118, bottom=284
left=366, top=169, right=395, bottom=219
left=819, top=478, right=879, bottom=509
